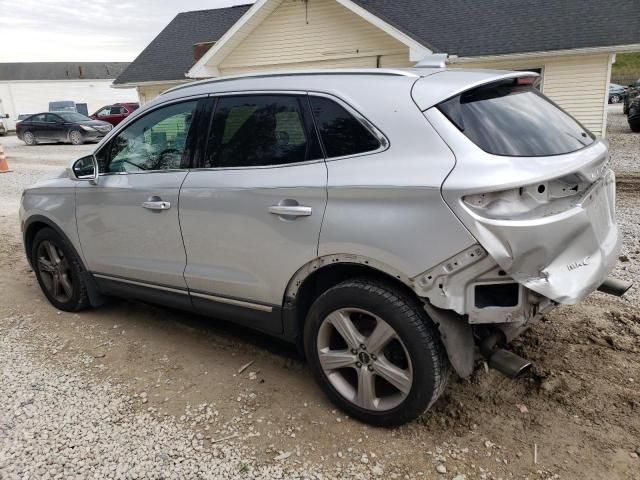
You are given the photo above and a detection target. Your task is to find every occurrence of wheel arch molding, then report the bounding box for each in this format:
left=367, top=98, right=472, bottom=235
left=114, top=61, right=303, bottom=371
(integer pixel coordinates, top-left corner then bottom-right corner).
left=282, top=255, right=418, bottom=352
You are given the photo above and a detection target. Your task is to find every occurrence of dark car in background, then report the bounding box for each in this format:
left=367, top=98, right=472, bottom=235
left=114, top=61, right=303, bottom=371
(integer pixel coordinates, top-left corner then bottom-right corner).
left=16, top=112, right=112, bottom=146
left=623, top=82, right=639, bottom=115
left=91, top=102, right=139, bottom=127
left=628, top=95, right=640, bottom=132
left=609, top=83, right=626, bottom=103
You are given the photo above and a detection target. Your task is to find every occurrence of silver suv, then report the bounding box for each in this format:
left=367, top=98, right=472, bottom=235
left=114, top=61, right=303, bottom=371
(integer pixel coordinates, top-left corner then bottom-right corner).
left=20, top=66, right=624, bottom=425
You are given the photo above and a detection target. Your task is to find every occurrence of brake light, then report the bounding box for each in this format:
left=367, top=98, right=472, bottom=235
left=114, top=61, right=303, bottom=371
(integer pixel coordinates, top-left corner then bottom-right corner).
left=462, top=176, right=591, bottom=220
left=517, top=76, right=537, bottom=86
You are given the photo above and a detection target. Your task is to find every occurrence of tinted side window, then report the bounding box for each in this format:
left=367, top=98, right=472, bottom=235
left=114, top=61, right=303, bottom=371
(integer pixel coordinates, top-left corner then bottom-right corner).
left=204, top=95, right=321, bottom=168
left=31, top=114, right=47, bottom=122
left=98, top=100, right=197, bottom=173
left=309, top=96, right=381, bottom=158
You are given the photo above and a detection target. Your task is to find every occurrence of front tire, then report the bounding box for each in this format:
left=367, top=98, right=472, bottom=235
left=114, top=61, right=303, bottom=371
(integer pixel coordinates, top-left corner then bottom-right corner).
left=304, top=279, right=449, bottom=426
left=69, top=130, right=84, bottom=145
left=31, top=228, right=90, bottom=312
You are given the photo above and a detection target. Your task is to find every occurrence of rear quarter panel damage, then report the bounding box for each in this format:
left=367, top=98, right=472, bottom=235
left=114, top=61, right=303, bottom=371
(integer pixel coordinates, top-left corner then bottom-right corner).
left=426, top=108, right=621, bottom=304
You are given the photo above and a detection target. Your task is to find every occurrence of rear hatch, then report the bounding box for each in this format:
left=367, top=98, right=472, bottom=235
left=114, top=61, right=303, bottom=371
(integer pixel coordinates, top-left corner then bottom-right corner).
left=414, top=72, right=621, bottom=304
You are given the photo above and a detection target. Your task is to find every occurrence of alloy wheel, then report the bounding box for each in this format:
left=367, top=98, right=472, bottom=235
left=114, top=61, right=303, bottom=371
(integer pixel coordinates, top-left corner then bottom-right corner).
left=316, top=307, right=413, bottom=411
left=24, top=132, right=35, bottom=145
left=36, top=240, right=73, bottom=303
left=611, top=95, right=622, bottom=104
left=70, top=131, right=82, bottom=145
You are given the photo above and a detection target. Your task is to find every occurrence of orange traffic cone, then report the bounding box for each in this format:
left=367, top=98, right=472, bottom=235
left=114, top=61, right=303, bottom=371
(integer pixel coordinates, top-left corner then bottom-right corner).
left=0, top=144, right=11, bottom=173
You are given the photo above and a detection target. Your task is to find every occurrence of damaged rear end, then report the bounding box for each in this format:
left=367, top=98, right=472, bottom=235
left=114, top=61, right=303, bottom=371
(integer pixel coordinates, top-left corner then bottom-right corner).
left=411, top=70, right=625, bottom=377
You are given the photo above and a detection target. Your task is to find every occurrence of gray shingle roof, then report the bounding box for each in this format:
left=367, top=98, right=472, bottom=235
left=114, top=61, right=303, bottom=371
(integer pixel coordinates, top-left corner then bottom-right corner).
left=0, top=62, right=130, bottom=81
left=115, top=0, right=640, bottom=86
left=352, top=0, right=640, bottom=57
left=114, top=5, right=251, bottom=85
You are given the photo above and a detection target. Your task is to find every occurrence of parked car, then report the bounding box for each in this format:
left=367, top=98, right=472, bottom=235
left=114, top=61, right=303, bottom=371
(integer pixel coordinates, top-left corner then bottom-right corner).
left=628, top=95, right=640, bottom=132
left=0, top=99, right=9, bottom=135
left=623, top=84, right=639, bottom=115
left=609, top=83, right=626, bottom=103
left=91, top=103, right=139, bottom=127
left=16, top=111, right=112, bottom=145
left=19, top=66, right=626, bottom=426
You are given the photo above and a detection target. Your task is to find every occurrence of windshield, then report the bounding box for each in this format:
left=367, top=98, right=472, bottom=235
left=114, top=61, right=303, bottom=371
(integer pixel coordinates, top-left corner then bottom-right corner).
left=437, top=79, right=595, bottom=157
left=57, top=112, right=92, bottom=122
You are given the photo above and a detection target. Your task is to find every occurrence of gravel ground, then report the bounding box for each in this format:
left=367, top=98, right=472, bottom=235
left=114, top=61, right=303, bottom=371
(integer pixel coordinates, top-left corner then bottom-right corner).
left=0, top=315, right=372, bottom=480
left=0, top=112, right=639, bottom=480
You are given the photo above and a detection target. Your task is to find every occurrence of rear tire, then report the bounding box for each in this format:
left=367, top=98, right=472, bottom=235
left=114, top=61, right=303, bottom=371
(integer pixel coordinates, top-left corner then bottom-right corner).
left=304, top=278, right=449, bottom=426
left=69, top=130, right=84, bottom=145
left=629, top=106, right=640, bottom=132
left=23, top=131, right=37, bottom=146
left=31, top=228, right=90, bottom=312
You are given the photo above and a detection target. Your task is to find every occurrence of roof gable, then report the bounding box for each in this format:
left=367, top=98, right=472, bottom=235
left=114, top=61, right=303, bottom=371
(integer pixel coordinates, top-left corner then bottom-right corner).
left=114, top=5, right=251, bottom=85
left=187, top=0, right=431, bottom=78
left=352, top=0, right=640, bottom=58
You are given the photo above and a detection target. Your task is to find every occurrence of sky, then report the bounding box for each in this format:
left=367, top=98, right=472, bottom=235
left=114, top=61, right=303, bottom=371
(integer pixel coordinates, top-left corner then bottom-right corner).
left=0, top=0, right=252, bottom=62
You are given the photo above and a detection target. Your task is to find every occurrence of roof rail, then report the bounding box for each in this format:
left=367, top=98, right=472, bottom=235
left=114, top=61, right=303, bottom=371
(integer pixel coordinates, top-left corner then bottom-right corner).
left=163, top=68, right=420, bottom=95
left=415, top=54, right=448, bottom=69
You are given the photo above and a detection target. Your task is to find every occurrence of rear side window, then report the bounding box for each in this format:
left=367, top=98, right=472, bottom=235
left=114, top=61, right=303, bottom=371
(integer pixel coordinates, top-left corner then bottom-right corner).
left=309, top=96, right=381, bottom=158
left=437, top=79, right=594, bottom=157
left=204, top=95, right=322, bottom=168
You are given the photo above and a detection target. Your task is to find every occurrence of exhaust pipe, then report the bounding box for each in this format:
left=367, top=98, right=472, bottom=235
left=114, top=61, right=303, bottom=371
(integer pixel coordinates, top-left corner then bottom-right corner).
left=480, top=333, right=532, bottom=379
left=486, top=349, right=532, bottom=378
left=597, top=277, right=632, bottom=297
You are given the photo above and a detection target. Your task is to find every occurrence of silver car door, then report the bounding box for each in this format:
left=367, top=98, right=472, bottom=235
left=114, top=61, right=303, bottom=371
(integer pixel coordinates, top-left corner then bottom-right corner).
left=179, top=94, right=327, bottom=333
left=76, top=98, right=204, bottom=298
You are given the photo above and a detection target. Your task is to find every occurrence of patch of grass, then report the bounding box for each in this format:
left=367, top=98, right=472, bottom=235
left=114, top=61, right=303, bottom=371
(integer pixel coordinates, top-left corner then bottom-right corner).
left=612, top=52, right=640, bottom=85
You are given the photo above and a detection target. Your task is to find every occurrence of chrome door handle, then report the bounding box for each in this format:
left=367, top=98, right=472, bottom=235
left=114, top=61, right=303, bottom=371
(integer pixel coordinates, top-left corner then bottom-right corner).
left=142, top=200, right=171, bottom=210
left=269, top=205, right=312, bottom=217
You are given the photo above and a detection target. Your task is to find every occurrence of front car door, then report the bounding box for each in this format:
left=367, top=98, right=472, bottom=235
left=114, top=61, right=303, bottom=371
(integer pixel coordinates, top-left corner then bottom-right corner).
left=179, top=94, right=327, bottom=333
left=45, top=113, right=67, bottom=141
left=76, top=98, right=206, bottom=307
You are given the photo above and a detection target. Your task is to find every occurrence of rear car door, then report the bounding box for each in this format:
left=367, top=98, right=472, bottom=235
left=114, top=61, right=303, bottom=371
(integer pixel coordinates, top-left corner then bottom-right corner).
left=179, top=94, right=327, bottom=333
left=28, top=113, right=49, bottom=140
left=76, top=97, right=207, bottom=307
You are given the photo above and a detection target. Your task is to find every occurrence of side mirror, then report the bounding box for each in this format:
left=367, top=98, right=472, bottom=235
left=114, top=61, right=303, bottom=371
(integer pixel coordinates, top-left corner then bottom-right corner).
left=71, top=155, right=99, bottom=184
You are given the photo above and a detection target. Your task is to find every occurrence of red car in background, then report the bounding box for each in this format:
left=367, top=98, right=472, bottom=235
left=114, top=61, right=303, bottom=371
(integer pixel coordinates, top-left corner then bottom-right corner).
left=90, top=102, right=139, bottom=127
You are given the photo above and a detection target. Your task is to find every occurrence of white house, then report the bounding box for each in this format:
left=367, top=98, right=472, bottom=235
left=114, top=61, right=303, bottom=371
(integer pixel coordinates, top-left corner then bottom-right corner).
left=114, top=0, right=640, bottom=136
left=0, top=62, right=138, bottom=130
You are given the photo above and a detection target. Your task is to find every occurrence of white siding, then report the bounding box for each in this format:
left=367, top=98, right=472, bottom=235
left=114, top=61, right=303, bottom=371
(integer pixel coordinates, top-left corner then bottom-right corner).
left=136, top=83, right=186, bottom=105
left=452, top=54, right=611, bottom=136
left=219, top=0, right=407, bottom=73
left=0, top=80, right=137, bottom=130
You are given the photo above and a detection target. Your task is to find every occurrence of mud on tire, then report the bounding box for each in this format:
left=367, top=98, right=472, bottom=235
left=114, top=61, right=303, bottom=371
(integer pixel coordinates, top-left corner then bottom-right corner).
left=304, top=278, right=450, bottom=426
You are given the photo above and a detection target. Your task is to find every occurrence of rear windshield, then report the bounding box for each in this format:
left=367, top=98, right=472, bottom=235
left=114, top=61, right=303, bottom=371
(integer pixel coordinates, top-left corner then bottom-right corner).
left=437, top=79, right=594, bottom=157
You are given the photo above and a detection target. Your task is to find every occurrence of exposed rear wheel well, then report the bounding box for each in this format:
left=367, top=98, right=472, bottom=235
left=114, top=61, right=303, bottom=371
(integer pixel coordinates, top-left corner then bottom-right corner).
left=290, top=263, right=421, bottom=351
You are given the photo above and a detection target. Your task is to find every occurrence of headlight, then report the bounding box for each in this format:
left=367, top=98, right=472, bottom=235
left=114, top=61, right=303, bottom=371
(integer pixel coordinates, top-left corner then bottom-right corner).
left=80, top=125, right=96, bottom=132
